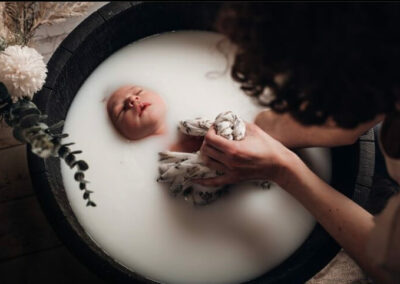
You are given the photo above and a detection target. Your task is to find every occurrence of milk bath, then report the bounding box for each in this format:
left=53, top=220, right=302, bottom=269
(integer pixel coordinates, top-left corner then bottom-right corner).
left=61, top=31, right=331, bottom=284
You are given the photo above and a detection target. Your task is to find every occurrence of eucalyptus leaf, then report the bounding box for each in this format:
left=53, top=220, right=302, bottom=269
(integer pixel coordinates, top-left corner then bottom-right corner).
left=75, top=160, right=89, bottom=171
left=19, top=113, right=41, bottom=128
left=47, top=120, right=64, bottom=131
left=74, top=172, right=84, bottom=181
left=58, top=145, right=71, bottom=158
left=86, top=201, right=96, bottom=207
left=65, top=153, right=76, bottom=166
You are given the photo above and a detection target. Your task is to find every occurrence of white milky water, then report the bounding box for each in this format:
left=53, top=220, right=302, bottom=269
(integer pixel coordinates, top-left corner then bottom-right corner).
left=61, top=31, right=331, bottom=284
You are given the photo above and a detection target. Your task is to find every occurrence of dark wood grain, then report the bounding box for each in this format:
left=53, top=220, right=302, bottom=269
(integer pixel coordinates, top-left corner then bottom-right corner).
left=0, top=123, right=21, bottom=150
left=0, top=246, right=106, bottom=284
left=0, top=145, right=33, bottom=203
left=0, top=196, right=61, bottom=261
left=43, top=46, right=72, bottom=90
left=61, top=12, right=105, bottom=53
left=98, top=1, right=133, bottom=21
left=31, top=86, right=53, bottom=115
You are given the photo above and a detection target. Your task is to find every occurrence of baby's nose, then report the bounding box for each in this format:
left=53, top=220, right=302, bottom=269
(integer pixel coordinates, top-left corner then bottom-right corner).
left=126, top=96, right=140, bottom=107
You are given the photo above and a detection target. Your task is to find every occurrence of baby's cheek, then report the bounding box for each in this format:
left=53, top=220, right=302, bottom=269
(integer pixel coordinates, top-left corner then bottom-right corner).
left=153, top=97, right=167, bottom=115
left=148, top=108, right=165, bottom=124
left=121, top=118, right=139, bottom=134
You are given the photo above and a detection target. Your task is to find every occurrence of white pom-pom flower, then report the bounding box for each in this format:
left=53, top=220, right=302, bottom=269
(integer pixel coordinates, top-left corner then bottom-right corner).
left=0, top=45, right=47, bottom=102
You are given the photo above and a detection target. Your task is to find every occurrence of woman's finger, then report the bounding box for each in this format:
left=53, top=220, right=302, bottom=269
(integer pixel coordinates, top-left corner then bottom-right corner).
left=192, top=174, right=235, bottom=187
left=203, top=126, right=233, bottom=152
left=201, top=143, right=230, bottom=165
left=203, top=156, right=228, bottom=173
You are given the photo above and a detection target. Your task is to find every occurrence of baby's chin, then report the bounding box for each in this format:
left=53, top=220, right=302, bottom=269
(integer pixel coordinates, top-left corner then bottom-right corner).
left=121, top=129, right=153, bottom=141
left=120, top=124, right=165, bottom=141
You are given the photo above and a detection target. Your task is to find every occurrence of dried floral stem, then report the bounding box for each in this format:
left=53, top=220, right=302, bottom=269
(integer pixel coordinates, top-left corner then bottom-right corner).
left=2, top=2, right=93, bottom=47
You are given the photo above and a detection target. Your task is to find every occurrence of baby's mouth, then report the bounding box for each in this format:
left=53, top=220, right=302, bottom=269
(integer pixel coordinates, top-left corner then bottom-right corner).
left=139, top=102, right=151, bottom=117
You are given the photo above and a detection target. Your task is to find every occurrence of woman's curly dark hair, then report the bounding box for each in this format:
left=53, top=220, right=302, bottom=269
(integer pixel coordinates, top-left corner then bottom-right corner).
left=215, top=3, right=400, bottom=128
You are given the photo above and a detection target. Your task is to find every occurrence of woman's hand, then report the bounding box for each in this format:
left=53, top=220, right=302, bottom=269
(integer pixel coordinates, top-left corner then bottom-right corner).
left=169, top=132, right=203, bottom=153
left=194, top=122, right=298, bottom=187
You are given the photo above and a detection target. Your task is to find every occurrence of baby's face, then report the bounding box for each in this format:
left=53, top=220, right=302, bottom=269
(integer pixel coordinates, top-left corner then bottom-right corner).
left=107, top=85, right=167, bottom=140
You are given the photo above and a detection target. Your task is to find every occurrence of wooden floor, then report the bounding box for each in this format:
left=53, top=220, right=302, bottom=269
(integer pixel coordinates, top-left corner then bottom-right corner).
left=0, top=3, right=109, bottom=283
left=0, top=124, right=106, bottom=284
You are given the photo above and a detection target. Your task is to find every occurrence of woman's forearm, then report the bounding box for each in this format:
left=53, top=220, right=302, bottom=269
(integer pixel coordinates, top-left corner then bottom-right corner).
left=255, top=110, right=385, bottom=148
left=280, top=152, right=392, bottom=283
left=198, top=121, right=393, bottom=282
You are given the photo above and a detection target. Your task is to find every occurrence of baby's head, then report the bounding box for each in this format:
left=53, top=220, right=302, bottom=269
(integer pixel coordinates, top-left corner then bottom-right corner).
left=107, top=85, right=167, bottom=140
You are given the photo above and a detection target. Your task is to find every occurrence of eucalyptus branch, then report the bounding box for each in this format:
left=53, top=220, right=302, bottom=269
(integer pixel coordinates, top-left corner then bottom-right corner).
left=0, top=82, right=96, bottom=207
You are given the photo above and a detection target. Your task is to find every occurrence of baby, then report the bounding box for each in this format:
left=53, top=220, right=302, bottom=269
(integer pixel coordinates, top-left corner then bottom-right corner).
left=106, top=85, right=218, bottom=204
left=107, top=84, right=203, bottom=153
left=106, top=85, right=261, bottom=205
left=106, top=85, right=167, bottom=140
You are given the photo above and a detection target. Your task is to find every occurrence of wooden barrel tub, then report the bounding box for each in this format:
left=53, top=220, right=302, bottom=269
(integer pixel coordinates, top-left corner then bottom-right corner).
left=27, top=2, right=362, bottom=283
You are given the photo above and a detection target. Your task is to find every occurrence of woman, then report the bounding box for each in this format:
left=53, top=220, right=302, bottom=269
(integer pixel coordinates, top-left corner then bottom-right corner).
left=196, top=3, right=400, bottom=283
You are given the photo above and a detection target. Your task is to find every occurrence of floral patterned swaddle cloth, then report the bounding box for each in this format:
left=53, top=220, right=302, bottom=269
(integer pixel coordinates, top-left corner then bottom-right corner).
left=157, top=111, right=270, bottom=205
